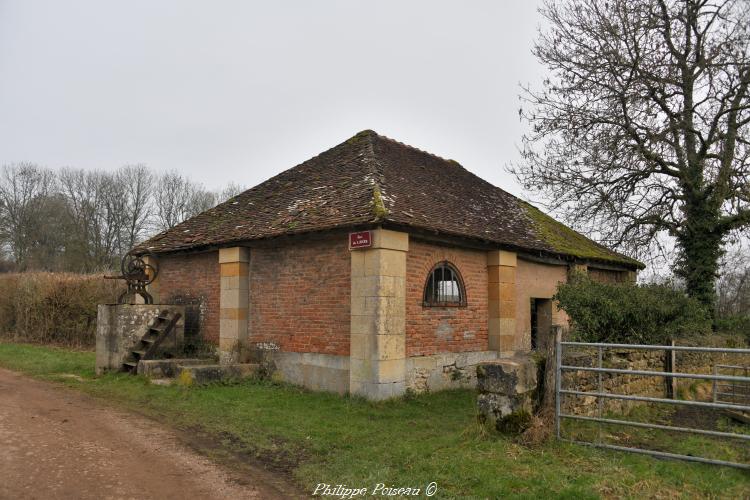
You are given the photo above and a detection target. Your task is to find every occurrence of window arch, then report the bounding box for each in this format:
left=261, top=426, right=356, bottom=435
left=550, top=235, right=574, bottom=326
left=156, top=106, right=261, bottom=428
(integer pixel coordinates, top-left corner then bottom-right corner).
left=423, top=261, right=467, bottom=307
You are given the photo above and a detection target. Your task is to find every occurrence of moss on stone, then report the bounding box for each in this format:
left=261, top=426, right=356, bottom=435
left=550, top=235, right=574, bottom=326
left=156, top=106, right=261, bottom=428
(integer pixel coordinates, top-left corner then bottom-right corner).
left=521, top=201, right=642, bottom=267
left=372, top=186, right=388, bottom=220
left=497, top=410, right=532, bottom=434
left=177, top=369, right=193, bottom=387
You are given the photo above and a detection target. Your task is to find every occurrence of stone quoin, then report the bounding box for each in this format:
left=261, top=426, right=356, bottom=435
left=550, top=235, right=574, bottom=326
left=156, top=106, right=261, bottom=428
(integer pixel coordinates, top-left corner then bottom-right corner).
left=134, top=130, right=642, bottom=400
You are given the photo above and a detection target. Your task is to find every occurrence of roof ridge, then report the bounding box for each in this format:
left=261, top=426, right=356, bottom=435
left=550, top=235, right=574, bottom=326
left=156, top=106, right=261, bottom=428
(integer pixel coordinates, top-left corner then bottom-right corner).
left=365, top=129, right=462, bottom=166
left=359, top=131, right=388, bottom=221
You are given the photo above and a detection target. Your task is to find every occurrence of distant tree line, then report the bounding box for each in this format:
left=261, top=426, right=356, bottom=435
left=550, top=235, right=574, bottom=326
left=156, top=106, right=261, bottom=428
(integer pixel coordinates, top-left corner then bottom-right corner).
left=0, top=163, right=244, bottom=272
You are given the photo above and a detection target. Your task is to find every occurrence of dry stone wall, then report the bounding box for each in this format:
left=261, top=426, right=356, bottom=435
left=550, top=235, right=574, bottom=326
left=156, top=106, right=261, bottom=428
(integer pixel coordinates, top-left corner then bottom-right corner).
left=561, top=349, right=665, bottom=416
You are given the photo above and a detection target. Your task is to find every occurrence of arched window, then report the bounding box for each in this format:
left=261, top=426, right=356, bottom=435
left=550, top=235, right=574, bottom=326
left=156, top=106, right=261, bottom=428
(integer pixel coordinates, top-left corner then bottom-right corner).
left=423, top=261, right=467, bottom=307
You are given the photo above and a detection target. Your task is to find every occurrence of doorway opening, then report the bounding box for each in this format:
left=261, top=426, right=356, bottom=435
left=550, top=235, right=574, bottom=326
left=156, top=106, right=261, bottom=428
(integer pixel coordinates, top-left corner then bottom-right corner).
left=530, top=298, right=552, bottom=350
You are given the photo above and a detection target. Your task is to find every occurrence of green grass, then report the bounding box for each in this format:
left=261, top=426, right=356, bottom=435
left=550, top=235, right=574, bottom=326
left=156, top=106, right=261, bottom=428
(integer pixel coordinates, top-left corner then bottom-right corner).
left=1, top=342, right=748, bottom=498
left=562, top=404, right=750, bottom=465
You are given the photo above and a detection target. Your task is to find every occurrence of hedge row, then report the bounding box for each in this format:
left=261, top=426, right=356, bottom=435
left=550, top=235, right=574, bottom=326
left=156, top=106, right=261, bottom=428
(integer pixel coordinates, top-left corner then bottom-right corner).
left=0, top=273, right=123, bottom=348
left=555, top=273, right=713, bottom=345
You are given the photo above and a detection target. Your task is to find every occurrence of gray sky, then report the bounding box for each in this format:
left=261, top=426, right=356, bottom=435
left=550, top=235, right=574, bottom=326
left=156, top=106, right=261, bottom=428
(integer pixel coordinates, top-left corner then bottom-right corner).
left=0, top=1, right=545, bottom=196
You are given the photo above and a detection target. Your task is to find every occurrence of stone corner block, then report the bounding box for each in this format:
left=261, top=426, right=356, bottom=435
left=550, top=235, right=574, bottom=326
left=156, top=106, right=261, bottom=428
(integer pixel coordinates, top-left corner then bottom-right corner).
left=476, top=355, right=538, bottom=395
left=372, top=229, right=409, bottom=252
left=487, top=250, right=517, bottom=267
left=219, top=246, right=249, bottom=263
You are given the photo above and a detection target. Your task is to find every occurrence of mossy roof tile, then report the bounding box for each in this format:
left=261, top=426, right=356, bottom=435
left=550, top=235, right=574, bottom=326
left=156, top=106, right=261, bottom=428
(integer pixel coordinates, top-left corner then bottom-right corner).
left=137, top=130, right=642, bottom=269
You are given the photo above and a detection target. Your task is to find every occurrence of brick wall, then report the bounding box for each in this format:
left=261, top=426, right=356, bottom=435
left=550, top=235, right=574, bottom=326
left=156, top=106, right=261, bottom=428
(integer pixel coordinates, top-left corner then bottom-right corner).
left=406, top=239, right=488, bottom=357
left=156, top=251, right=220, bottom=343
left=249, top=238, right=351, bottom=356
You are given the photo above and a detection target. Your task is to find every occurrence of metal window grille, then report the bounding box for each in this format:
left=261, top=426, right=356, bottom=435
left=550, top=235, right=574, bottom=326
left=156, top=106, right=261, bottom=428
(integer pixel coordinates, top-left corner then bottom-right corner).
left=423, top=262, right=466, bottom=307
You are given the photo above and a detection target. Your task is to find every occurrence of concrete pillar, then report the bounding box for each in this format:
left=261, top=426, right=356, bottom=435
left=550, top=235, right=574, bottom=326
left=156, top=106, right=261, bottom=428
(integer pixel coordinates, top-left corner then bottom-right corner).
left=350, top=229, right=408, bottom=400
left=219, top=247, right=249, bottom=363
left=487, top=250, right=517, bottom=354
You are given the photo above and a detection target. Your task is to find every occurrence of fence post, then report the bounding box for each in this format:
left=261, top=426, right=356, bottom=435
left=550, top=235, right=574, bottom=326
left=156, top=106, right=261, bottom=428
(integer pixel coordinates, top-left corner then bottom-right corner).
left=712, top=364, right=718, bottom=403
left=554, top=325, right=563, bottom=440
left=665, top=340, right=676, bottom=399
left=597, top=346, right=603, bottom=444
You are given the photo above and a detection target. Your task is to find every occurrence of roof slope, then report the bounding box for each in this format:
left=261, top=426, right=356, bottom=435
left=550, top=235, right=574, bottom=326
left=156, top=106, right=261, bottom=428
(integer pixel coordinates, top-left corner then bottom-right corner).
left=139, top=130, right=642, bottom=269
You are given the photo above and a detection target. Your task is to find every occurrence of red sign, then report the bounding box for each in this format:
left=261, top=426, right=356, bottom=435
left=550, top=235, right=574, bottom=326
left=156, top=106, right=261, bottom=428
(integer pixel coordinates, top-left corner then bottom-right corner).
left=349, top=231, right=372, bottom=249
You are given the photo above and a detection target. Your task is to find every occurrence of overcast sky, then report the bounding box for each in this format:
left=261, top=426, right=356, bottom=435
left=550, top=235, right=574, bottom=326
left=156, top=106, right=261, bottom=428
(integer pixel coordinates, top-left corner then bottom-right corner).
left=0, top=1, right=545, bottom=196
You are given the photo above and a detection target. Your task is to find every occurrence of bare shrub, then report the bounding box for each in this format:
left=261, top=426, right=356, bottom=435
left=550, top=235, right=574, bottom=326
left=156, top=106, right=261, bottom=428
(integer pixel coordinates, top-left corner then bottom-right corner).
left=0, top=273, right=123, bottom=348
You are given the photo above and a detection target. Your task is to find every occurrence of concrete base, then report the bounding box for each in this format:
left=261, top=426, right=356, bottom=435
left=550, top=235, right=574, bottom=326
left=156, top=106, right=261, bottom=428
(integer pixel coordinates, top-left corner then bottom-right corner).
left=136, top=358, right=207, bottom=378
left=264, top=351, right=350, bottom=394
left=406, top=351, right=502, bottom=393
left=95, top=304, right=185, bottom=375
left=177, top=363, right=259, bottom=385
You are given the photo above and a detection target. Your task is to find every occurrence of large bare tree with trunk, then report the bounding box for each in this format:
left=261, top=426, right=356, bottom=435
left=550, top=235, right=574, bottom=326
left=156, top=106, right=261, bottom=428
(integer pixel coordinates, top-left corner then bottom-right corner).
left=512, top=0, right=750, bottom=311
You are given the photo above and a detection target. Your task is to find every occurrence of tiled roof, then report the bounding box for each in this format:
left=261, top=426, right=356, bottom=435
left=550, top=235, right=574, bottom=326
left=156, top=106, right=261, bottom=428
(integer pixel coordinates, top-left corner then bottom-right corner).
left=138, top=130, right=642, bottom=269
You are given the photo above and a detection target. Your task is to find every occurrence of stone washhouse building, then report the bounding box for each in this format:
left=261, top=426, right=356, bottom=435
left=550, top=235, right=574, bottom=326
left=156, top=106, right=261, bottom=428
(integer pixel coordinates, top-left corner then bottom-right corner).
left=136, top=130, right=642, bottom=400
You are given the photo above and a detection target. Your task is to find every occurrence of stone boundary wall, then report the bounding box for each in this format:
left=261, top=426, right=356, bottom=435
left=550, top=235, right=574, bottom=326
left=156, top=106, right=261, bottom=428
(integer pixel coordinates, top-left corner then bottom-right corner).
left=407, top=351, right=501, bottom=393
left=561, top=349, right=665, bottom=416
left=562, top=346, right=749, bottom=416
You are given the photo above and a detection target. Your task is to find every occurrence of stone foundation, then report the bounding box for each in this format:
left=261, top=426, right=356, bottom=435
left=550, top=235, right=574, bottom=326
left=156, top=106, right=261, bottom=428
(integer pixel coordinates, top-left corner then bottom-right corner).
left=95, top=304, right=185, bottom=375
left=264, top=351, right=350, bottom=394
left=406, top=351, right=501, bottom=393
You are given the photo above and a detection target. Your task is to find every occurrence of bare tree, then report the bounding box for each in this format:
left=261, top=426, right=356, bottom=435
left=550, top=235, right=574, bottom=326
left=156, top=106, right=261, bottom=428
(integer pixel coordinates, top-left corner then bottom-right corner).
left=58, top=168, right=127, bottom=271
left=117, top=164, right=153, bottom=249
left=512, top=0, right=750, bottom=310
left=218, top=182, right=245, bottom=202
left=1, top=163, right=239, bottom=270
left=153, top=171, right=217, bottom=231
left=0, top=163, right=57, bottom=270
left=717, top=242, right=750, bottom=317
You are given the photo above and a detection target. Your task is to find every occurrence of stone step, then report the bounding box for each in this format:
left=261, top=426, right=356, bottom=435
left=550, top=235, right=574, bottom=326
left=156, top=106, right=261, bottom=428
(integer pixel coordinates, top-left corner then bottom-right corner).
left=136, top=358, right=211, bottom=378
left=177, top=363, right=260, bottom=385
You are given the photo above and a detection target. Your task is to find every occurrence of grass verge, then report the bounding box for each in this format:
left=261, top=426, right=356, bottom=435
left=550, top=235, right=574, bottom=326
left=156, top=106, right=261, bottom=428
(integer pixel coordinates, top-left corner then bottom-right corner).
left=0, top=342, right=748, bottom=498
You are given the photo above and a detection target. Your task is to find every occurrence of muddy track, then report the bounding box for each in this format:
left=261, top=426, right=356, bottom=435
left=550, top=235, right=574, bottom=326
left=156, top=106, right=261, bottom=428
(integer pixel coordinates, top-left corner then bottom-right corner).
left=0, top=368, right=302, bottom=499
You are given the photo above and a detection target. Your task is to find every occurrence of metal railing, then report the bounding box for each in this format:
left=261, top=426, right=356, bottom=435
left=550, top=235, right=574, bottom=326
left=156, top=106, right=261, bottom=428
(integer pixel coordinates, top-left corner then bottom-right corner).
left=555, top=340, right=750, bottom=470
left=713, top=364, right=750, bottom=405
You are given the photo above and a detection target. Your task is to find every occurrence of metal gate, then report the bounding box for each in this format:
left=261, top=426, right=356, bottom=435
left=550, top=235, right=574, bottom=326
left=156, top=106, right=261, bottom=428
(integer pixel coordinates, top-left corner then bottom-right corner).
left=555, top=340, right=750, bottom=469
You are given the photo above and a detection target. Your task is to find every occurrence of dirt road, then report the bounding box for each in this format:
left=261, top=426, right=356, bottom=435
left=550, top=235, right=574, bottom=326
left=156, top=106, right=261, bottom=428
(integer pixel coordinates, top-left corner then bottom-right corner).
left=0, top=368, right=288, bottom=500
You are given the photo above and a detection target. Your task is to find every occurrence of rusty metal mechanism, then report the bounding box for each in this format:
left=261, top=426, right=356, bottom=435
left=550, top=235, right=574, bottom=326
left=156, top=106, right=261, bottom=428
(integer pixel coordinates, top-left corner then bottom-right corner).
left=105, top=250, right=158, bottom=304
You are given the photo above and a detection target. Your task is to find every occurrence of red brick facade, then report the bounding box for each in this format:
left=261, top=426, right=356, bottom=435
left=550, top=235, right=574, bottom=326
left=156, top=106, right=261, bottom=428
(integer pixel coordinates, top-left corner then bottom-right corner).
left=405, top=239, right=489, bottom=357
left=156, top=251, right=220, bottom=342
left=248, top=237, right=351, bottom=355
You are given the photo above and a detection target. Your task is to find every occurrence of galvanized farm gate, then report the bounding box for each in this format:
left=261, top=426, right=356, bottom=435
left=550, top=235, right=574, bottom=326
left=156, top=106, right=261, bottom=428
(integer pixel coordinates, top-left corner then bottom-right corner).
left=555, top=340, right=750, bottom=469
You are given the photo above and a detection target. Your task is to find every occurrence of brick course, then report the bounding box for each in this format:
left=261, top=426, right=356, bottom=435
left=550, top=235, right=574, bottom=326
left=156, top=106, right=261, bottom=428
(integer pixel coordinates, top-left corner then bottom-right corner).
left=406, top=239, right=488, bottom=357
left=156, top=251, right=220, bottom=342
left=249, top=237, right=351, bottom=355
